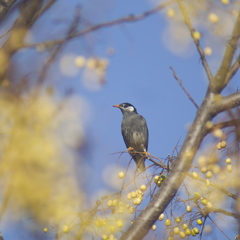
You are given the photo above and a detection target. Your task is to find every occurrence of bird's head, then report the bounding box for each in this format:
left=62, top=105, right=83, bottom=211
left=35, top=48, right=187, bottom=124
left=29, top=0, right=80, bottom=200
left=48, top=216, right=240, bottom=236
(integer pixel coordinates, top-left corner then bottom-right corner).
left=113, top=103, right=137, bottom=114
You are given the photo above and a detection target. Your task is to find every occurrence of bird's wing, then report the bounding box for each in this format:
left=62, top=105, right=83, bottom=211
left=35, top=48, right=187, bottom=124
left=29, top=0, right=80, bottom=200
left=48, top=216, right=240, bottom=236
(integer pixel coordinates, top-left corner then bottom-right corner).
left=121, top=114, right=148, bottom=152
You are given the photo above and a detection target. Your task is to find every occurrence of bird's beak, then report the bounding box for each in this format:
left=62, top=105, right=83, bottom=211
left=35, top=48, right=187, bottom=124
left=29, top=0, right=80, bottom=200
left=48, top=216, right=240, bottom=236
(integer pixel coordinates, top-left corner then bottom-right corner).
left=113, top=105, right=120, bottom=108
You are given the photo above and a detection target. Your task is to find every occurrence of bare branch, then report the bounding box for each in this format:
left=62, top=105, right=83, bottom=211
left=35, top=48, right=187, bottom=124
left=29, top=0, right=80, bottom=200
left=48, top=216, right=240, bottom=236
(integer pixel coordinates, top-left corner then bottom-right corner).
left=0, top=0, right=44, bottom=82
left=23, top=0, right=176, bottom=49
left=177, top=0, right=213, bottom=83
left=36, top=7, right=81, bottom=86
left=206, top=119, right=240, bottom=135
left=212, top=11, right=240, bottom=92
left=170, top=66, right=199, bottom=109
left=35, top=0, right=58, bottom=20
left=212, top=208, right=240, bottom=219
left=211, top=92, right=240, bottom=116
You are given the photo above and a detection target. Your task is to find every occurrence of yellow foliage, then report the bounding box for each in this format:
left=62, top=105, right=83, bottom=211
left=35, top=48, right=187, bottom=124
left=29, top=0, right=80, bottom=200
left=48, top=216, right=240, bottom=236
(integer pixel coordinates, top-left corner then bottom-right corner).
left=0, top=93, right=85, bottom=225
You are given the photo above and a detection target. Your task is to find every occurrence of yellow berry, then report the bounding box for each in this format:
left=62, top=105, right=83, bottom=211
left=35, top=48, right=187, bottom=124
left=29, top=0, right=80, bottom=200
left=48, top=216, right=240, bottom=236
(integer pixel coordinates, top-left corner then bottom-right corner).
left=226, top=158, right=231, bottom=164
left=213, top=129, right=223, bottom=138
left=158, top=213, right=164, bottom=221
left=112, top=199, right=118, bottom=206
left=192, top=172, right=198, bottom=178
left=130, top=191, right=137, bottom=198
left=165, top=219, right=171, bottom=226
left=136, top=189, right=143, bottom=196
left=205, top=121, right=213, bottom=129
left=109, top=226, right=115, bottom=233
left=193, top=31, right=201, bottom=40
left=116, top=219, right=123, bottom=228
left=118, top=171, right=125, bottom=179
left=182, top=223, right=188, bottom=230
left=75, top=56, right=86, bottom=68
left=185, top=228, right=191, bottom=235
left=186, top=205, right=192, bottom=212
left=206, top=171, right=213, bottom=178
left=167, top=8, right=175, bottom=18
left=179, top=231, right=186, bottom=238
left=198, top=155, right=207, bottom=166
left=140, top=184, right=147, bottom=191
left=102, top=234, right=108, bottom=240
left=43, top=227, right=48, bottom=232
left=194, top=192, right=201, bottom=200
left=152, top=224, right=157, bottom=231
left=216, top=142, right=222, bottom=150
left=154, top=175, right=160, bottom=183
left=86, top=58, right=97, bottom=69
left=133, top=198, right=141, bottom=205
left=175, top=217, right=182, bottom=223
left=201, top=166, right=208, bottom=173
left=221, top=0, right=229, bottom=4
left=208, top=13, right=219, bottom=23
left=62, top=225, right=69, bottom=233
left=220, top=140, right=227, bottom=148
left=127, top=193, right=132, bottom=200
left=107, top=199, right=113, bottom=207
left=192, top=227, right=199, bottom=234
left=168, top=238, right=174, bottom=240
left=174, top=227, right=180, bottom=234
left=204, top=47, right=212, bottom=56
left=201, top=198, right=208, bottom=205
left=197, top=219, right=203, bottom=225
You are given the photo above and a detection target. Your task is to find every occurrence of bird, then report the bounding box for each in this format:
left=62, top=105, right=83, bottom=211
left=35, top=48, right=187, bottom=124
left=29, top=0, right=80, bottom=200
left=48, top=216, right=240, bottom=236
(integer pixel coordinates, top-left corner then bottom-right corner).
left=113, top=103, right=149, bottom=172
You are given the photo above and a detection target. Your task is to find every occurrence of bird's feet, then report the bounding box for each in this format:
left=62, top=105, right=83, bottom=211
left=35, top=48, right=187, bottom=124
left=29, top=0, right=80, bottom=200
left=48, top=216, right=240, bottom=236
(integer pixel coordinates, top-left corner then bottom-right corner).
left=143, top=151, right=150, bottom=159
left=127, top=147, right=133, bottom=152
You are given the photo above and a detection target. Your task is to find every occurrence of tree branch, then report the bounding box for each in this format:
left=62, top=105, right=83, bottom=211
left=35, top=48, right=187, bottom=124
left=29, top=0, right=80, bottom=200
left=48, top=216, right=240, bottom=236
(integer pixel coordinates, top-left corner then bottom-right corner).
left=170, top=66, right=199, bottom=109
left=177, top=0, right=213, bottom=83
left=211, top=11, right=240, bottom=92
left=23, top=0, right=176, bottom=49
left=212, top=208, right=240, bottom=219
left=211, top=92, right=240, bottom=116
left=206, top=119, right=240, bottom=135
left=0, top=0, right=44, bottom=82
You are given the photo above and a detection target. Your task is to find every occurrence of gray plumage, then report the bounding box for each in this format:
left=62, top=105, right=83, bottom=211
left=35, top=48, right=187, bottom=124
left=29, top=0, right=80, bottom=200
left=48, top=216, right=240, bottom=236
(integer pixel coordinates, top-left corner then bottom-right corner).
left=113, top=103, right=149, bottom=172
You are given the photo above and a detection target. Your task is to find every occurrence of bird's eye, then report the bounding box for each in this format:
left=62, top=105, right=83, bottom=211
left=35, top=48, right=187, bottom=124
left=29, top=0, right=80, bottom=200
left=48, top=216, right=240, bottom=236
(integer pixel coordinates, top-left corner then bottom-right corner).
left=126, top=106, right=135, bottom=112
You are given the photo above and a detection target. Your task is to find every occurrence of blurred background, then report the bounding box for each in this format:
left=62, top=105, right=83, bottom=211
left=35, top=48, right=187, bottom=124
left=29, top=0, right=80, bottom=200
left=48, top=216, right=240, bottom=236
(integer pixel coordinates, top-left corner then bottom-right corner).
left=0, top=0, right=239, bottom=239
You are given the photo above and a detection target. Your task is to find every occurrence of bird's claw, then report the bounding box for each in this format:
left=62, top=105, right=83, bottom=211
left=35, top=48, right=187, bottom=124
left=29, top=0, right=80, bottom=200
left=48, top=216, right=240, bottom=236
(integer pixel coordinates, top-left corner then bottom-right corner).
left=127, top=147, right=134, bottom=151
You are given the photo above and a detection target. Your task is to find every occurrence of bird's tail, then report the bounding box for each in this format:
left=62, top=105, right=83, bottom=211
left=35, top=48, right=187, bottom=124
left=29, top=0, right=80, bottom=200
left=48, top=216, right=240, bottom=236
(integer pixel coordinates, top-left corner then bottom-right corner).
left=136, top=159, right=146, bottom=173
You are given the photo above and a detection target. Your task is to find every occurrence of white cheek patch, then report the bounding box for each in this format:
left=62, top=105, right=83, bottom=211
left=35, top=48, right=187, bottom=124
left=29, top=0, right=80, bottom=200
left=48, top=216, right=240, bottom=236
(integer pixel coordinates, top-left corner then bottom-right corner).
left=126, top=106, right=134, bottom=112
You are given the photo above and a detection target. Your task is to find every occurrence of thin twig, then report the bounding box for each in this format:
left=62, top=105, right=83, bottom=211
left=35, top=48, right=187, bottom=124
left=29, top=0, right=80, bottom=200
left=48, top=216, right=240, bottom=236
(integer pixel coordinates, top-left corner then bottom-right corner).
left=170, top=66, right=199, bottom=109
left=212, top=208, right=240, bottom=218
left=36, top=7, right=82, bottom=85
left=206, top=119, right=240, bottom=135
left=177, top=0, right=213, bottom=83
left=23, top=0, right=176, bottom=49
